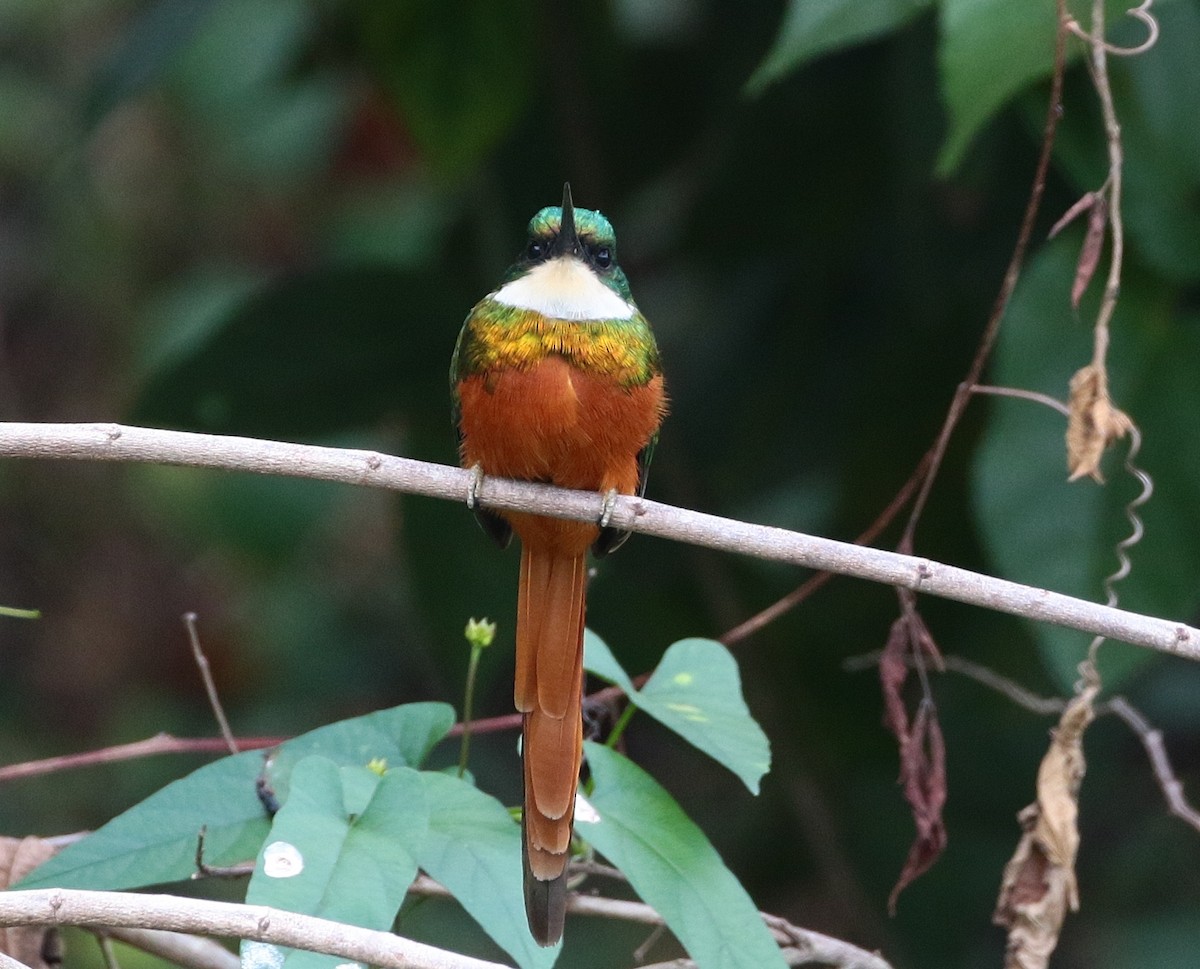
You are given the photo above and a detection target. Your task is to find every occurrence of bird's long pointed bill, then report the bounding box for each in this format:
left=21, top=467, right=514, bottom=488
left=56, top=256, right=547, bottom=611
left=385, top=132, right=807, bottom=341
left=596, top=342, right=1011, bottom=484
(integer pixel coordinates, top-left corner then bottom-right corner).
left=554, top=182, right=581, bottom=259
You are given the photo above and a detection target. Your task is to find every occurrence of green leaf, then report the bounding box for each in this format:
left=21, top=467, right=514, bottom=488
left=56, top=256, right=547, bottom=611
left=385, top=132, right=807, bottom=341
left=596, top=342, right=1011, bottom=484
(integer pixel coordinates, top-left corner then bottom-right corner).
left=746, top=0, right=932, bottom=95
left=937, top=0, right=1059, bottom=175
left=353, top=0, right=534, bottom=178
left=937, top=0, right=1160, bottom=174
left=583, top=629, right=636, bottom=694
left=580, top=743, right=786, bottom=969
left=971, top=240, right=1200, bottom=689
left=242, top=758, right=428, bottom=969
left=19, top=702, right=454, bottom=890
left=584, top=633, right=770, bottom=794
left=260, top=702, right=455, bottom=806
left=1049, top=0, right=1200, bottom=284
left=413, top=772, right=558, bottom=969
left=638, top=639, right=771, bottom=795
left=17, top=748, right=270, bottom=891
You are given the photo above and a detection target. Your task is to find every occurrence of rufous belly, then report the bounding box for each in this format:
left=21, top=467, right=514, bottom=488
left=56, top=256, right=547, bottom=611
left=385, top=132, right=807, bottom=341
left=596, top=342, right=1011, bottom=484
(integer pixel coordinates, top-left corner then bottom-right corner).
left=457, top=355, right=665, bottom=551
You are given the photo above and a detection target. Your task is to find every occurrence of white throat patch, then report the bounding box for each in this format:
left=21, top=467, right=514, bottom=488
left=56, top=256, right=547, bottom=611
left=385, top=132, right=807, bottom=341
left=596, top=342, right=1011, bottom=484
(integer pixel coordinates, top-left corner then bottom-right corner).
left=492, top=258, right=635, bottom=320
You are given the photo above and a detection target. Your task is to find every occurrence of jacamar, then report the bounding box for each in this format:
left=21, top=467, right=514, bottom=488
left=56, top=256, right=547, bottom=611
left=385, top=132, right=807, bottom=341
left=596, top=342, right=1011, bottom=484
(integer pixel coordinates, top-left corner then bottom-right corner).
left=451, top=184, right=666, bottom=945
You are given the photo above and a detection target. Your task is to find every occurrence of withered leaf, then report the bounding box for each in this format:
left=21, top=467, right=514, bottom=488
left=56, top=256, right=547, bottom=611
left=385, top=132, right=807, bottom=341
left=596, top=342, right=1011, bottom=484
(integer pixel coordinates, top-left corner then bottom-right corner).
left=880, top=606, right=948, bottom=912
left=1047, top=191, right=1109, bottom=308
left=1047, top=191, right=1099, bottom=240
left=1066, top=364, right=1133, bottom=482
left=994, top=685, right=1098, bottom=969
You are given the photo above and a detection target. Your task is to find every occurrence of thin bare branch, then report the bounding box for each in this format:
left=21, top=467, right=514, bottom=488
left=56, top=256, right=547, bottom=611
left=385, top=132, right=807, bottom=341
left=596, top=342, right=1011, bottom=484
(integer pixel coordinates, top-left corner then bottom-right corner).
left=401, top=876, right=891, bottom=968
left=971, top=384, right=1071, bottom=418
left=99, top=927, right=239, bottom=969
left=95, top=934, right=121, bottom=969
left=0, top=734, right=282, bottom=784
left=848, top=650, right=1200, bottom=834
left=720, top=451, right=932, bottom=646
left=1105, top=697, right=1200, bottom=833
left=897, top=2, right=1070, bottom=550
left=1066, top=0, right=1159, bottom=56
left=183, top=614, right=238, bottom=756
left=0, top=422, right=1197, bottom=662
left=845, top=650, right=1068, bottom=717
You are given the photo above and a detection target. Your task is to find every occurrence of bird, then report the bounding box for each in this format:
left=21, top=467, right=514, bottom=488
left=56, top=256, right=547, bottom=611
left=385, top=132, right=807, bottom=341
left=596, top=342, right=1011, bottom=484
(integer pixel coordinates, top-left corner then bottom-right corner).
left=451, top=183, right=666, bottom=945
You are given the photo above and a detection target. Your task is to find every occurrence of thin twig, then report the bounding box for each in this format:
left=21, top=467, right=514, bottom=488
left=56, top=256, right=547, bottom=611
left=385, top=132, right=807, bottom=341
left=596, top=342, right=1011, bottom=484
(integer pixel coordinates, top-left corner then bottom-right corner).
left=194, top=828, right=255, bottom=880
left=98, top=927, right=239, bottom=969
left=0, top=422, right=1197, bottom=661
left=1071, top=0, right=1154, bottom=678
left=847, top=649, right=1200, bottom=831
left=403, top=876, right=891, bottom=968
left=845, top=650, right=1067, bottom=717
left=898, top=0, right=1070, bottom=552
left=1084, top=0, right=1123, bottom=381
left=1105, top=697, right=1200, bottom=833
left=184, top=613, right=238, bottom=756
left=0, top=734, right=282, bottom=784
left=1066, top=0, right=1159, bottom=56
left=721, top=451, right=932, bottom=646
left=971, top=384, right=1071, bottom=417
left=95, top=934, right=121, bottom=969
left=567, top=859, right=627, bottom=882
left=632, top=924, right=667, bottom=962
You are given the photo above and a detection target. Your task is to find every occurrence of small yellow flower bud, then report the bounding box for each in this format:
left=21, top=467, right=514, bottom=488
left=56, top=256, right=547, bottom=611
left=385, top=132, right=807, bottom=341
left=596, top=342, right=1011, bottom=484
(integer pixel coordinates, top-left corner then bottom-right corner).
left=464, top=617, right=497, bottom=648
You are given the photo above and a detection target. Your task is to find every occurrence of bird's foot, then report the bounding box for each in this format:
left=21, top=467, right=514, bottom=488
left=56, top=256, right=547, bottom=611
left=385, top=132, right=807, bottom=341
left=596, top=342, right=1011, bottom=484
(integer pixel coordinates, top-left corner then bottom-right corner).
left=466, top=464, right=485, bottom=510
left=597, top=488, right=620, bottom=529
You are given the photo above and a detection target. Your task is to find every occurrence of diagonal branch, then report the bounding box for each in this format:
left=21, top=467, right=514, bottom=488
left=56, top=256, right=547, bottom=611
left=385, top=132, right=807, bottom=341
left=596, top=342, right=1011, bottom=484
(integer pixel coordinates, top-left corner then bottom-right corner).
left=1, top=421, right=1198, bottom=662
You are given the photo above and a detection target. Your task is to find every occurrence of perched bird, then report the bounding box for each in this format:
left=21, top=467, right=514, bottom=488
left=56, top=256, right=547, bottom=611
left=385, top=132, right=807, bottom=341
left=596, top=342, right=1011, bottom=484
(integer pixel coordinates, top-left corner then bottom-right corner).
left=451, top=184, right=666, bottom=945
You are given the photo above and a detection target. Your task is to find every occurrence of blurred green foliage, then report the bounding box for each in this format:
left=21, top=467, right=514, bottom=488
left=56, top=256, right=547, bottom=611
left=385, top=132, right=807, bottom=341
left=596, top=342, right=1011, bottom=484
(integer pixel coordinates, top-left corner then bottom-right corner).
left=2, top=0, right=1200, bottom=966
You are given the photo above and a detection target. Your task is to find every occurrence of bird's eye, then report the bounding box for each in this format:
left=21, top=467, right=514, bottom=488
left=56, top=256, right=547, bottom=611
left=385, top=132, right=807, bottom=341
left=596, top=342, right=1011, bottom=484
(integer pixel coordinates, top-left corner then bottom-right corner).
left=592, top=246, right=612, bottom=270
left=527, top=239, right=545, bottom=261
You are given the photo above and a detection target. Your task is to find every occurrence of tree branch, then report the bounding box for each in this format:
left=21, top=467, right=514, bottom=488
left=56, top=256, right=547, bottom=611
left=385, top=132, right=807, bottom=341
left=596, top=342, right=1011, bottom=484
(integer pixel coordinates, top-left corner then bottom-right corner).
left=99, top=926, right=239, bottom=969
left=0, top=890, right=507, bottom=969
left=1, top=421, right=1197, bottom=661
left=0, top=734, right=283, bottom=783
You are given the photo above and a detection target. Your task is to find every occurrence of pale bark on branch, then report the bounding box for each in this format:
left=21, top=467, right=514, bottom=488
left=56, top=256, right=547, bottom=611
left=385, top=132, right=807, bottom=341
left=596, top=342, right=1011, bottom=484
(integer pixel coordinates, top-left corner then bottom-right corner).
left=0, top=889, right=507, bottom=969
left=1, top=421, right=1197, bottom=662
left=0, top=887, right=892, bottom=969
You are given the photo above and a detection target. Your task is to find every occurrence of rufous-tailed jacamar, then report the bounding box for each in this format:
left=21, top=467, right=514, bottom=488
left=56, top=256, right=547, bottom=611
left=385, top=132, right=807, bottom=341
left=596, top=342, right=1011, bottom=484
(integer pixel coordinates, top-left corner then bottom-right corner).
left=451, top=184, right=666, bottom=945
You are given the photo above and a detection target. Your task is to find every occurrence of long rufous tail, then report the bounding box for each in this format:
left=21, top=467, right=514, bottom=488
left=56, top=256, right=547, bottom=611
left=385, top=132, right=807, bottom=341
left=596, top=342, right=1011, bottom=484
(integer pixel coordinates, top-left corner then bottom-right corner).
left=514, top=542, right=586, bottom=946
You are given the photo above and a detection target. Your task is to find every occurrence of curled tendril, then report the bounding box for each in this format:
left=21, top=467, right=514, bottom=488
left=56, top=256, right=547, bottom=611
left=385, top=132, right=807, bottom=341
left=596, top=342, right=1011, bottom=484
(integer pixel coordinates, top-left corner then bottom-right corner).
left=1065, top=0, right=1159, bottom=57
left=1080, top=424, right=1154, bottom=683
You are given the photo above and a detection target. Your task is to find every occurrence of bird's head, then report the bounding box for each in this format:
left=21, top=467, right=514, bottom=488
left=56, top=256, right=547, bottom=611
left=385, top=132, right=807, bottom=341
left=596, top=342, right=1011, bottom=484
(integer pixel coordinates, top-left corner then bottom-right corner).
left=494, top=183, right=635, bottom=319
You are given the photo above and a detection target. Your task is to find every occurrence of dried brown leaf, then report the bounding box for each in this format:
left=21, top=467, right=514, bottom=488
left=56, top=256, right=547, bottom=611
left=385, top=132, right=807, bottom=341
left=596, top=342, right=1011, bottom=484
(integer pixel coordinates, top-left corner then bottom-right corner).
left=994, top=685, right=1098, bottom=969
left=888, top=703, right=947, bottom=913
left=1047, top=191, right=1098, bottom=240
left=1071, top=195, right=1109, bottom=309
left=1066, top=364, right=1133, bottom=482
left=0, top=836, right=61, bottom=969
left=880, top=607, right=948, bottom=912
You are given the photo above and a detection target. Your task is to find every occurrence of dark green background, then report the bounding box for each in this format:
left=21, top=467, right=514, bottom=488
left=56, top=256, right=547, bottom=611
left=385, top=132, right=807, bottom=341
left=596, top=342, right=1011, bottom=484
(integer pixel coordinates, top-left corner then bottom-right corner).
left=2, top=1, right=1199, bottom=966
